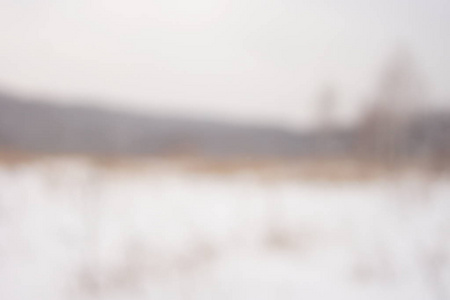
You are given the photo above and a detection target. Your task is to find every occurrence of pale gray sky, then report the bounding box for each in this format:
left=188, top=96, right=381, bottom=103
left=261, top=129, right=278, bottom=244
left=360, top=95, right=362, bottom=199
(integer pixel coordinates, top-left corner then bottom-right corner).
left=0, top=0, right=449, bottom=128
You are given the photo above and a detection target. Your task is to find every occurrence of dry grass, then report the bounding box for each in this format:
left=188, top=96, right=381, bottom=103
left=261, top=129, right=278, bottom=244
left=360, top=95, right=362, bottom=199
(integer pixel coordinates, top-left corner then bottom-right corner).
left=0, top=151, right=43, bottom=167
left=0, top=151, right=447, bottom=181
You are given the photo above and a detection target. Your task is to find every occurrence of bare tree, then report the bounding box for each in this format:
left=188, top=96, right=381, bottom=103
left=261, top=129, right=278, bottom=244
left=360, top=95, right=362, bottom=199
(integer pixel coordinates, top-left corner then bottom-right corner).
left=359, top=46, right=427, bottom=168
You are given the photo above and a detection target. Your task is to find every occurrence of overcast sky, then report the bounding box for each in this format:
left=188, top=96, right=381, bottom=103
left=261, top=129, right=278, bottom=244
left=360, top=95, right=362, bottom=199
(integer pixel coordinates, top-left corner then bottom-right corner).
left=0, top=0, right=449, bottom=128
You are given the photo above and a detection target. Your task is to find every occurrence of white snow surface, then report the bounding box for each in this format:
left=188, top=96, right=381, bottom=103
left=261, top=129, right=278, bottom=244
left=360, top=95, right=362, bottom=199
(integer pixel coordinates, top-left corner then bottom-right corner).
left=0, top=159, right=449, bottom=300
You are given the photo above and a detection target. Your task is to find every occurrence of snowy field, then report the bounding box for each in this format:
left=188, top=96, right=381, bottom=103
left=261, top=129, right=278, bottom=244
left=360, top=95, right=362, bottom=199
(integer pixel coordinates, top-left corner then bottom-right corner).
left=0, top=159, right=449, bottom=300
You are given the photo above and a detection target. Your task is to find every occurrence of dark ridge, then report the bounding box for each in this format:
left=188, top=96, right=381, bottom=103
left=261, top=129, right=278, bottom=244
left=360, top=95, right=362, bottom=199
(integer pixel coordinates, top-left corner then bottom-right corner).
left=0, top=91, right=354, bottom=157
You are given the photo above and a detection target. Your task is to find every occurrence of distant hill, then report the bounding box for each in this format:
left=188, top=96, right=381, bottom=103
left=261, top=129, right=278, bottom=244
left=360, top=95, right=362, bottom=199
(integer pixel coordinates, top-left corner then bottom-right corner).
left=0, top=91, right=354, bottom=157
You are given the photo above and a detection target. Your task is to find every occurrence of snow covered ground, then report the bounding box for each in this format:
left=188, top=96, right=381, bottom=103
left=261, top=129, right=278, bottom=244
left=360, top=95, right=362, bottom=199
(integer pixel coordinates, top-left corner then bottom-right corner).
left=0, top=159, right=449, bottom=300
